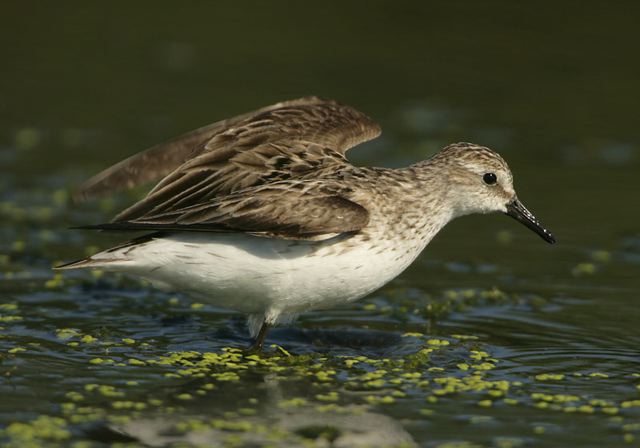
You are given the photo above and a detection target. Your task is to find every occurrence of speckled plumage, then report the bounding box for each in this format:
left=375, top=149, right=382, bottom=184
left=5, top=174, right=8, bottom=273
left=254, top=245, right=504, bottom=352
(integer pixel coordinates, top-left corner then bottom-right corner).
left=58, top=97, right=555, bottom=349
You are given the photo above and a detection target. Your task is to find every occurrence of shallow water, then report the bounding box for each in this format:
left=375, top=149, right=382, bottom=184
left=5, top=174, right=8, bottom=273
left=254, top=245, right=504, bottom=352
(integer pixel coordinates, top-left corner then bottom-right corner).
left=1, top=2, right=639, bottom=447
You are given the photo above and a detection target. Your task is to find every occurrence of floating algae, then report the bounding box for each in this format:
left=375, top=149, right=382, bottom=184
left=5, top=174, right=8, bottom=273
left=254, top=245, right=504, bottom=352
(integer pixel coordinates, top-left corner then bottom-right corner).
left=3, top=319, right=640, bottom=446
left=1, top=175, right=639, bottom=446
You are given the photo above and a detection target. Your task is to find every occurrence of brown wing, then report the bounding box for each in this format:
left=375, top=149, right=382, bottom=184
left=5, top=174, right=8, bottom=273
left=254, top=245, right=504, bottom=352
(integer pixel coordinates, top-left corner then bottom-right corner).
left=74, top=97, right=381, bottom=223
left=80, top=180, right=369, bottom=239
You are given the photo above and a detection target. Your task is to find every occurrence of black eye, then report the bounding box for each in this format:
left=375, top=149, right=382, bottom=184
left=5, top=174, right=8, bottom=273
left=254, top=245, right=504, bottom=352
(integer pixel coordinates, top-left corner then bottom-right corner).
left=483, top=173, right=497, bottom=185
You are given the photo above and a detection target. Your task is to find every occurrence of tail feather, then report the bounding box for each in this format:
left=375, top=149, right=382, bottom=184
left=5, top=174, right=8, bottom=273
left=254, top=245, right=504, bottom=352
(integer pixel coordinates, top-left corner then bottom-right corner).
left=54, top=257, right=125, bottom=270
left=55, top=232, right=160, bottom=270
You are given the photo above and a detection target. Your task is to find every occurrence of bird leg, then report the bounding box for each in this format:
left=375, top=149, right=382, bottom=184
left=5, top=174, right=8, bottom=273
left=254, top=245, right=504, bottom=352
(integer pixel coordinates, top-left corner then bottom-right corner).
left=250, top=321, right=271, bottom=351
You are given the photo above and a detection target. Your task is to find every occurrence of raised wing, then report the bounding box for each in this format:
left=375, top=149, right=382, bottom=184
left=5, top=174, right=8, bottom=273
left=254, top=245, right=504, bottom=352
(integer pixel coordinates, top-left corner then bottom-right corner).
left=78, top=180, right=369, bottom=239
left=74, top=97, right=381, bottom=223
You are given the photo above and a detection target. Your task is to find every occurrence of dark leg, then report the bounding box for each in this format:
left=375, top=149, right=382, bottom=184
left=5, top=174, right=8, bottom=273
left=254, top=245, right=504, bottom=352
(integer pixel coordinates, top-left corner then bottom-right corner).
left=250, top=321, right=271, bottom=351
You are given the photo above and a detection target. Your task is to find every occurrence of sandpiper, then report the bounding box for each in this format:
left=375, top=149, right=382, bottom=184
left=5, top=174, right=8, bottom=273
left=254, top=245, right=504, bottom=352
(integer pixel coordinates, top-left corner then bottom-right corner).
left=57, top=97, right=555, bottom=349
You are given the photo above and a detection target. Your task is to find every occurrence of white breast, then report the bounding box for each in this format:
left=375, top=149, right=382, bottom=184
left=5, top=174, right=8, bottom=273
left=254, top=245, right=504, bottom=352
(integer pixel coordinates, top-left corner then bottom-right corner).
left=102, top=232, right=427, bottom=316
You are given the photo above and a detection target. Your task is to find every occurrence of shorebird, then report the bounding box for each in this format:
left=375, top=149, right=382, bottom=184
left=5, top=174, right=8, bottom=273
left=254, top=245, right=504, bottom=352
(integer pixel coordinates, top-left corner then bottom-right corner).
left=57, top=97, right=555, bottom=349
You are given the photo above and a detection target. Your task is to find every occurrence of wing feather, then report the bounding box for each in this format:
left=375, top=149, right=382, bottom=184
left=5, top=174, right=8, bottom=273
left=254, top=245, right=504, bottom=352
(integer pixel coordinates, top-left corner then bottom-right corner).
left=75, top=97, right=380, bottom=210
left=82, top=181, right=369, bottom=239
left=74, top=97, right=380, bottom=239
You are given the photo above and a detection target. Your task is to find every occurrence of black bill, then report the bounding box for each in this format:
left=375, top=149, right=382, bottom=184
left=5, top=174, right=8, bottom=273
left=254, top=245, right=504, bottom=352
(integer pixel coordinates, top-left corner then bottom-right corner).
left=505, top=198, right=556, bottom=244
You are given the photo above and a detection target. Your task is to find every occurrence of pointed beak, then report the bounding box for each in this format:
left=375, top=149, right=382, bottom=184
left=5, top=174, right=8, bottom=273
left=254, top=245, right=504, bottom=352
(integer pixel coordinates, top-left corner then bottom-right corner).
left=505, top=198, right=556, bottom=244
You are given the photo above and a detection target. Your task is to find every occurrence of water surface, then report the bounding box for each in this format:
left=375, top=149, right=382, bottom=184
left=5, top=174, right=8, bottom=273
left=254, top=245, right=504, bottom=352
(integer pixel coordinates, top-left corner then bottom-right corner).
left=1, top=2, right=639, bottom=447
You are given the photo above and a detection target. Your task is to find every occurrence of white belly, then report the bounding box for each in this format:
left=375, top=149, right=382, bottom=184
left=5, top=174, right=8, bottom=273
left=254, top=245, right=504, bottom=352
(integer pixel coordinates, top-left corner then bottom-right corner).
left=103, top=232, right=425, bottom=316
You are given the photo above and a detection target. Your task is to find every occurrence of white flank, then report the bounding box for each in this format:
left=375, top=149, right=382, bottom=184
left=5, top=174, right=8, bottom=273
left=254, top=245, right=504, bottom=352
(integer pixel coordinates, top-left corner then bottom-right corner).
left=85, top=231, right=430, bottom=326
